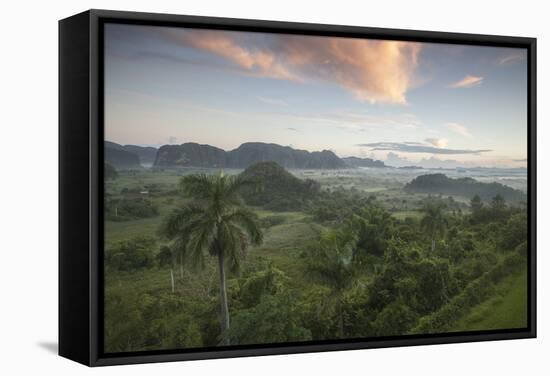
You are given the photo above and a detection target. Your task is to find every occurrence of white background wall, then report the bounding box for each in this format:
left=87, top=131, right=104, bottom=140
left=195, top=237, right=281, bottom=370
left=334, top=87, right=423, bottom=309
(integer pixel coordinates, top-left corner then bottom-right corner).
left=0, top=0, right=547, bottom=374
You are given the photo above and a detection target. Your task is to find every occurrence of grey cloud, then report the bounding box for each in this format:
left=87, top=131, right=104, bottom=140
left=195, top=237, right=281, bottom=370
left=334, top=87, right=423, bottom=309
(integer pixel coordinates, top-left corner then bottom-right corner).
left=358, top=142, right=491, bottom=155
left=385, top=152, right=470, bottom=169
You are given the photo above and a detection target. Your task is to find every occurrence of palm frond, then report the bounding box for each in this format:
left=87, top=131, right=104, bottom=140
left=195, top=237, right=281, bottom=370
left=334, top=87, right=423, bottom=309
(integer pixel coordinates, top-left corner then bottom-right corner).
left=219, top=222, right=248, bottom=274
left=223, top=207, right=263, bottom=245
left=179, top=174, right=216, bottom=201
left=179, top=173, right=252, bottom=214
left=223, top=175, right=252, bottom=203
left=186, top=213, right=218, bottom=256
left=171, top=236, right=204, bottom=271
left=158, top=203, right=207, bottom=239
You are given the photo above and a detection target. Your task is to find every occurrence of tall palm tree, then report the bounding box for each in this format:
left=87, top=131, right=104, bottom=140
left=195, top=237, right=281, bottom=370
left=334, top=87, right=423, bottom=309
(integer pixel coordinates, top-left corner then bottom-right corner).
left=159, top=173, right=263, bottom=343
left=420, top=201, right=448, bottom=253
left=306, top=228, right=358, bottom=338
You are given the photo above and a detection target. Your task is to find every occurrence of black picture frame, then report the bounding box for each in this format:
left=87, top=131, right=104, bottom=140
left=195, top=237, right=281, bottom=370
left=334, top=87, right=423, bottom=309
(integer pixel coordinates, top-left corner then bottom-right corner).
left=59, top=9, right=537, bottom=367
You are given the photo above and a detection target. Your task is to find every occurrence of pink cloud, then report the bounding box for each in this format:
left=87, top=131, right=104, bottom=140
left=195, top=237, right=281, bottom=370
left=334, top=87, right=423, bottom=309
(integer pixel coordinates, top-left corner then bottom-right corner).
left=160, top=29, right=422, bottom=104
left=499, top=52, right=526, bottom=65
left=162, top=30, right=299, bottom=81
left=448, top=75, right=484, bottom=88
left=275, top=36, right=421, bottom=104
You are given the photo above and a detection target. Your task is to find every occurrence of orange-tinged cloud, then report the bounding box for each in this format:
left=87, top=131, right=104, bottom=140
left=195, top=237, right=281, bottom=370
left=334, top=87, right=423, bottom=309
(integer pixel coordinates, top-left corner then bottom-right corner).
left=163, top=29, right=422, bottom=104
left=277, top=36, right=422, bottom=104
left=173, top=31, right=299, bottom=81
left=448, top=75, right=484, bottom=88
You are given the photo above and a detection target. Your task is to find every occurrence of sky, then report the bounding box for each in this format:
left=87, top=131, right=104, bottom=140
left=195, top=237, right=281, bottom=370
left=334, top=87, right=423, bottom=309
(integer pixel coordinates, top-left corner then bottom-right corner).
left=104, top=23, right=528, bottom=168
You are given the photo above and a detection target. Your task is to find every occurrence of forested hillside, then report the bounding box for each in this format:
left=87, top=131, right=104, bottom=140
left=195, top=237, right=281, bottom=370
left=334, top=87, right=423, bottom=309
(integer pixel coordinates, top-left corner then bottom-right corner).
left=405, top=173, right=526, bottom=204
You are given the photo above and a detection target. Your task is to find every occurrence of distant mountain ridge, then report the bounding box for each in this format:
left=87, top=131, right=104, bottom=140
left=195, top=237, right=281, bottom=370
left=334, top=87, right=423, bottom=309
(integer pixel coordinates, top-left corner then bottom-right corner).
left=154, top=142, right=350, bottom=169
left=123, top=145, right=158, bottom=165
left=105, top=140, right=387, bottom=170
left=105, top=141, right=141, bottom=169
left=105, top=141, right=158, bottom=169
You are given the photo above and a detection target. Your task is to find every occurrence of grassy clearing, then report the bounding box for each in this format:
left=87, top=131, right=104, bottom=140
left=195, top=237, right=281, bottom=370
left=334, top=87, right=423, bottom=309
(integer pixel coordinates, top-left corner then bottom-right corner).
left=252, top=209, right=308, bottom=221
left=391, top=210, right=424, bottom=220
left=106, top=170, right=181, bottom=194
left=105, top=207, right=322, bottom=300
left=451, top=267, right=527, bottom=332
left=105, top=196, right=178, bottom=246
left=106, top=217, right=164, bottom=245
left=362, top=187, right=388, bottom=193
left=246, top=212, right=325, bottom=283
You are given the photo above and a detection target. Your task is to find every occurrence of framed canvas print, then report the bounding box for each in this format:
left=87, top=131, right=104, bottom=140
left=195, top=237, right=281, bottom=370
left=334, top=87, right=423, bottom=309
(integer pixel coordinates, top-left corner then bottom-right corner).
left=59, top=9, right=537, bottom=366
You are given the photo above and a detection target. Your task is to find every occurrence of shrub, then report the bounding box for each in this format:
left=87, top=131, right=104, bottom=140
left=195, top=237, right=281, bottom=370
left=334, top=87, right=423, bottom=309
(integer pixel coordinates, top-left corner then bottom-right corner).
left=372, top=298, right=418, bottom=336
left=225, top=292, right=311, bottom=345
left=156, top=245, right=173, bottom=267
left=106, top=236, right=157, bottom=271
left=498, top=212, right=527, bottom=251
left=237, top=265, right=288, bottom=308
left=105, top=291, right=205, bottom=352
left=259, top=215, right=287, bottom=229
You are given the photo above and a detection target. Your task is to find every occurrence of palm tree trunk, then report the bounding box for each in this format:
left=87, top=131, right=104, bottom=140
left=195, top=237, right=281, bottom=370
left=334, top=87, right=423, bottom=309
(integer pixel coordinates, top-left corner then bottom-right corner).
left=338, top=300, right=344, bottom=338
left=217, top=251, right=230, bottom=343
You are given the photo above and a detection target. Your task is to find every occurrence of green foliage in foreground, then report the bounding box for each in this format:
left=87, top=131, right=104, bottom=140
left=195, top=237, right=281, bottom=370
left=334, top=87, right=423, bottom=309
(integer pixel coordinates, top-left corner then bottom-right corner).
left=103, top=169, right=529, bottom=352
left=225, top=264, right=317, bottom=345
left=409, top=251, right=526, bottom=334
left=105, top=290, right=205, bottom=352
left=451, top=265, right=527, bottom=332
